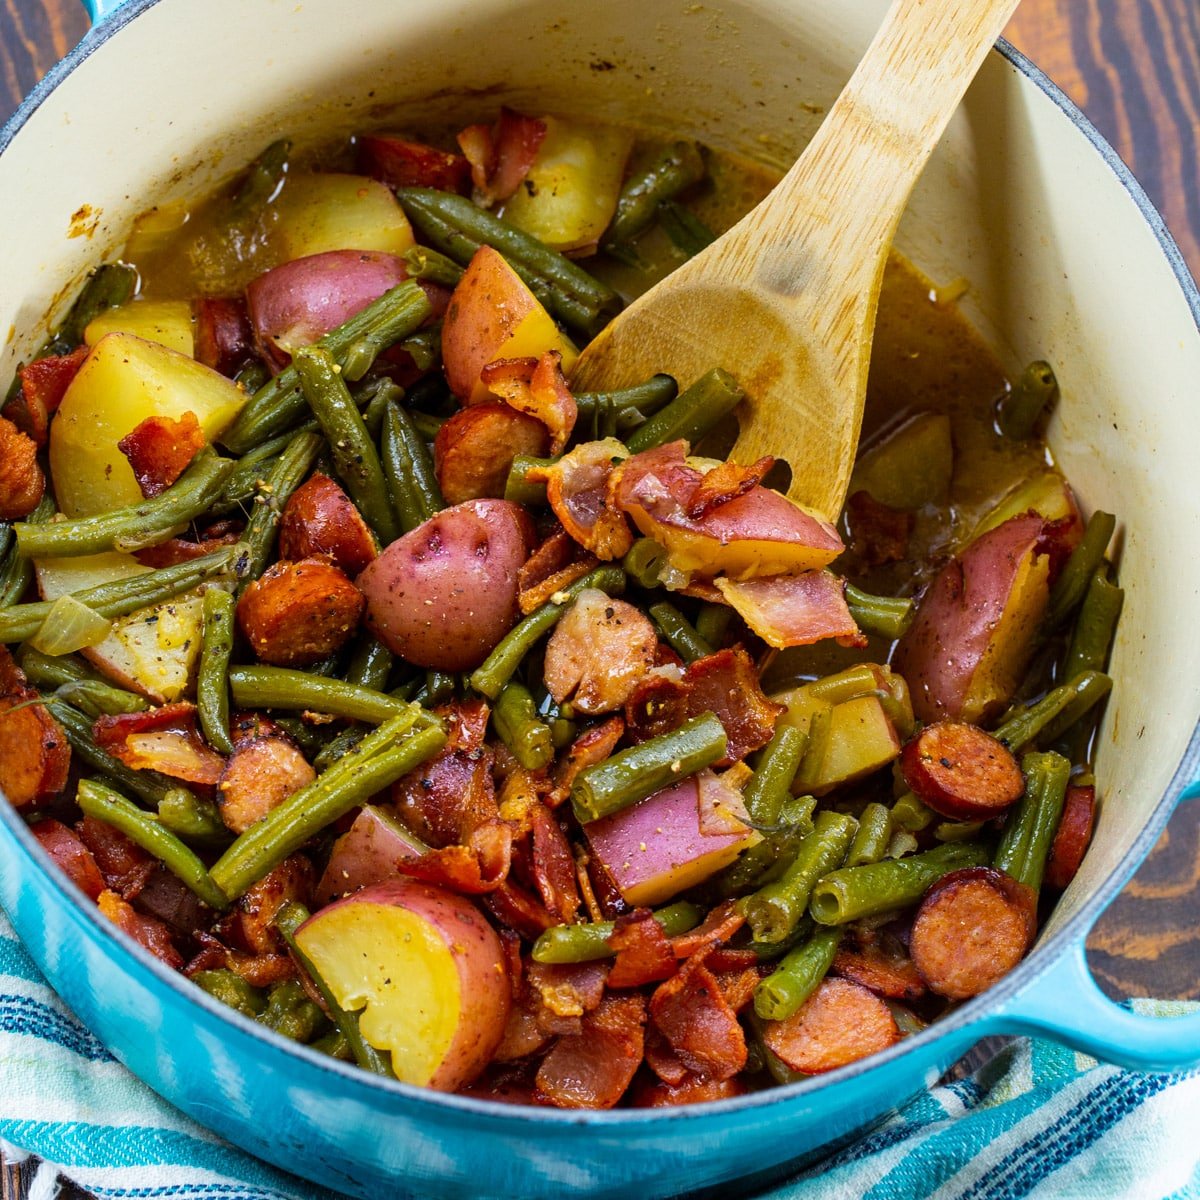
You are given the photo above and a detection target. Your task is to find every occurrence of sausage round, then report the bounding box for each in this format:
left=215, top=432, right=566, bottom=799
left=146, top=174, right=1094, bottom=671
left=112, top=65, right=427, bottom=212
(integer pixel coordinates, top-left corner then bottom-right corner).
left=900, top=721, right=1024, bottom=820
left=279, top=472, right=377, bottom=577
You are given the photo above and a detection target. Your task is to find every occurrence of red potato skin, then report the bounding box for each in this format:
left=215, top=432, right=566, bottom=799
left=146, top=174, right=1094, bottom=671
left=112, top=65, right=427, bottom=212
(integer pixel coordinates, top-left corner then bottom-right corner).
left=358, top=499, right=535, bottom=671
left=302, top=879, right=511, bottom=1092
left=909, top=866, right=1036, bottom=1001
left=434, top=402, right=550, bottom=505
left=278, top=472, right=377, bottom=577
left=1045, top=784, right=1096, bottom=891
left=315, top=803, right=426, bottom=905
left=900, top=721, right=1025, bottom=820
left=237, top=558, right=365, bottom=667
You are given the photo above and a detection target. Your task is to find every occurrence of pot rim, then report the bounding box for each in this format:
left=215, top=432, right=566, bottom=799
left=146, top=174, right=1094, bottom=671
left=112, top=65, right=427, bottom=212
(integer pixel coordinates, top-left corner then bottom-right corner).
left=2, top=0, right=1199, bottom=1130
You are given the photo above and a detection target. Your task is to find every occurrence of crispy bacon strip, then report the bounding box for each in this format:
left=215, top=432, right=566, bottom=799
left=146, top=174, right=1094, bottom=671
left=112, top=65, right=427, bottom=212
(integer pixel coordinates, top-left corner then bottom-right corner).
left=457, top=107, right=546, bottom=206
left=93, top=702, right=226, bottom=786
left=714, top=571, right=864, bottom=650
left=117, top=411, right=206, bottom=499
left=649, top=951, right=747, bottom=1081
left=632, top=1074, right=748, bottom=1107
left=97, top=888, right=183, bottom=969
left=396, top=819, right=512, bottom=894
left=9, top=346, right=87, bottom=446
left=0, top=415, right=46, bottom=519
left=32, top=819, right=105, bottom=900
left=623, top=668, right=690, bottom=744
left=517, top=527, right=597, bottom=615
left=357, top=132, right=471, bottom=193
left=644, top=1028, right=690, bottom=1085
left=480, top=351, right=578, bottom=455
left=529, top=803, right=581, bottom=924
left=549, top=715, right=624, bottom=807
left=669, top=898, right=745, bottom=959
left=534, top=994, right=646, bottom=1109
left=526, top=961, right=609, bottom=1028
left=76, top=814, right=154, bottom=899
left=484, top=879, right=555, bottom=940
left=133, top=531, right=242, bottom=568
left=530, top=438, right=634, bottom=560
left=682, top=646, right=782, bottom=764
left=607, top=908, right=677, bottom=988
left=686, top=456, right=775, bottom=518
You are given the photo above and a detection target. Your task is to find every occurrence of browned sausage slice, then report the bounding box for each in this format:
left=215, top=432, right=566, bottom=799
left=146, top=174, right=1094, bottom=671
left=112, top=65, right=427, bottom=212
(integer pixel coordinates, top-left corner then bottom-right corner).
left=1045, top=783, right=1095, bottom=891
left=434, top=402, right=550, bottom=505
left=0, top=414, right=46, bottom=518
left=217, top=735, right=317, bottom=834
left=237, top=557, right=365, bottom=667
left=909, top=866, right=1035, bottom=1000
left=761, top=977, right=900, bottom=1074
left=279, top=472, right=377, bottom=577
left=900, top=720, right=1024, bottom=819
left=0, top=690, right=70, bottom=808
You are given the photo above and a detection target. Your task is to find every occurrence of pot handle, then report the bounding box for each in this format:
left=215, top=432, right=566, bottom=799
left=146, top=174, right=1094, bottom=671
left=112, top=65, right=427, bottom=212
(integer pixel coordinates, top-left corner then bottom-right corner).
left=80, top=0, right=138, bottom=25
left=990, top=776, right=1200, bottom=1071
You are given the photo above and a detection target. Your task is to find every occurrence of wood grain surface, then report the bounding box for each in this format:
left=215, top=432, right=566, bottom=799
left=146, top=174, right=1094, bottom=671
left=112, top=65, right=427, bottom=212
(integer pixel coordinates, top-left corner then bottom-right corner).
left=0, top=0, right=1198, bottom=1196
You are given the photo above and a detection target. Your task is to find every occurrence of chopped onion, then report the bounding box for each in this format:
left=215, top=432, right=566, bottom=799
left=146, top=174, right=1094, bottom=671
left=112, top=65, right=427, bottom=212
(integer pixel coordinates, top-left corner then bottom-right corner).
left=29, top=594, right=114, bottom=655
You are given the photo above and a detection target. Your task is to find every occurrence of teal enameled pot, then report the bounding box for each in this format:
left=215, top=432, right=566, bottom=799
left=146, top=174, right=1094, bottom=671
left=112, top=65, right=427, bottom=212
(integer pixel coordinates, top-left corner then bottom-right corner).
left=1, top=1, right=1199, bottom=1196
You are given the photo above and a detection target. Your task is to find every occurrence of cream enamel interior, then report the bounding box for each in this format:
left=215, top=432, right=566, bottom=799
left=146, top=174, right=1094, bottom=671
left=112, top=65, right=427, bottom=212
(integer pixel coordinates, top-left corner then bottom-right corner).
left=2, top=0, right=1199, bottom=951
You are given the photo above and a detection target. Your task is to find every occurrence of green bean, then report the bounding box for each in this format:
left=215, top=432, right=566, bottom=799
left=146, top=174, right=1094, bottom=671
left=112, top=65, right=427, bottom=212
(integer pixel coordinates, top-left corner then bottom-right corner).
left=844, top=584, right=915, bottom=640
left=0, top=526, right=10, bottom=566
left=934, top=819, right=985, bottom=843
left=469, top=564, right=626, bottom=699
left=381, top=397, right=444, bottom=534
left=531, top=901, right=703, bottom=964
left=402, top=244, right=465, bottom=288
left=845, top=802, right=893, bottom=868
left=694, top=602, right=733, bottom=649
left=197, top=588, right=236, bottom=756
left=293, top=346, right=399, bottom=546
left=571, top=711, right=727, bottom=824
left=346, top=636, right=394, bottom=693
left=270, top=715, right=334, bottom=758
left=13, top=449, right=233, bottom=559
left=394, top=188, right=620, bottom=336
left=240, top=432, right=322, bottom=583
left=605, top=141, right=706, bottom=244
left=574, top=375, right=678, bottom=435
left=621, top=538, right=668, bottom=590
left=648, top=602, right=712, bottom=663
left=275, top=901, right=393, bottom=1076
left=1065, top=568, right=1123, bottom=681
left=493, top=681, right=554, bottom=770
left=742, top=810, right=858, bottom=943
left=993, top=751, right=1070, bottom=895
left=624, top=367, right=744, bottom=454
left=417, top=670, right=456, bottom=707
left=51, top=679, right=149, bottom=718
left=809, top=841, right=990, bottom=925
left=890, top=790, right=935, bottom=832
left=233, top=359, right=272, bottom=397
left=397, top=323, right=442, bottom=373
left=503, top=454, right=552, bottom=507
left=0, top=495, right=55, bottom=608
left=226, top=139, right=290, bottom=224
left=221, top=281, right=432, bottom=453
left=657, top=200, right=717, bottom=257
left=408, top=410, right=445, bottom=442
left=310, top=1029, right=353, bottom=1061
left=258, top=979, right=326, bottom=1044
left=16, top=647, right=93, bottom=689
left=47, top=262, right=138, bottom=355
left=211, top=711, right=446, bottom=900
left=211, top=447, right=290, bottom=517
left=0, top=545, right=245, bottom=644
left=992, top=670, right=1112, bottom=751
left=997, top=360, right=1059, bottom=440
left=1045, top=511, right=1117, bottom=629
left=714, top=795, right=817, bottom=898
left=311, top=725, right=367, bottom=774
left=744, top=724, right=808, bottom=825
left=228, top=665, right=425, bottom=724
left=754, top=926, right=843, bottom=1021
left=157, top=788, right=230, bottom=846
left=75, top=779, right=228, bottom=910
left=359, top=379, right=394, bottom=439
left=192, top=969, right=265, bottom=1019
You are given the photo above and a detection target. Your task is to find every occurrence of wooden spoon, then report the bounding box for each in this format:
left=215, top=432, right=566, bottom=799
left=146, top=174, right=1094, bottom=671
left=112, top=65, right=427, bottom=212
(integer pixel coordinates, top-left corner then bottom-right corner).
left=570, top=0, right=1022, bottom=520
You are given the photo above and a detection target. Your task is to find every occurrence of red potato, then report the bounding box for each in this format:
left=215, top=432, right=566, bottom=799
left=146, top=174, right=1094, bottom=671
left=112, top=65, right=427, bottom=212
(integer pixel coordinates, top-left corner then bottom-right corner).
left=246, top=250, right=408, bottom=371
left=316, top=804, right=429, bottom=905
left=278, top=472, right=377, bottom=576
left=893, top=513, right=1054, bottom=724
left=294, top=879, right=511, bottom=1091
left=1045, top=784, right=1096, bottom=891
left=441, top=245, right=577, bottom=404
left=356, top=133, right=470, bottom=193
left=585, top=771, right=759, bottom=907
left=610, top=441, right=843, bottom=580
left=909, top=866, right=1036, bottom=1000
left=433, top=402, right=550, bottom=505
left=358, top=499, right=534, bottom=671
left=900, top=721, right=1025, bottom=820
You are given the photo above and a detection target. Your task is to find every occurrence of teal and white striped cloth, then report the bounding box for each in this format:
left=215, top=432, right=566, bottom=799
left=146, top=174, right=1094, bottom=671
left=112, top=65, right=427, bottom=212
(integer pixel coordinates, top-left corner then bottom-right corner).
left=0, top=909, right=1197, bottom=1200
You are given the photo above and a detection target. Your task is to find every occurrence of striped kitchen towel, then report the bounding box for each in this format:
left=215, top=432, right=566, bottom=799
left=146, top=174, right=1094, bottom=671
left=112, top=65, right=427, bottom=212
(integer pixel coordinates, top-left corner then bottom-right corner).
left=0, top=909, right=1197, bottom=1200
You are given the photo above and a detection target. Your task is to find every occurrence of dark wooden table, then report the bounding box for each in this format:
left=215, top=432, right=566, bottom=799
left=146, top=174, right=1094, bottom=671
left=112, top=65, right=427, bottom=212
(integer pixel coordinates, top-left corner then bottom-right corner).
left=1, top=0, right=1198, bottom=1196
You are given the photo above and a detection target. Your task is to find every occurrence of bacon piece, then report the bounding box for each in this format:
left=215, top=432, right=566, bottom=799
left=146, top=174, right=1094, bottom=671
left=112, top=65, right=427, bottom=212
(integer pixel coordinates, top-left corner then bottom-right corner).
left=480, top=351, right=578, bottom=455
left=543, top=589, right=657, bottom=715
left=194, top=297, right=255, bottom=376
left=623, top=668, right=690, bottom=744
left=669, top=898, right=745, bottom=959
left=494, top=994, right=554, bottom=1062
left=76, top=815, right=154, bottom=899
left=32, top=819, right=105, bottom=900
left=217, top=735, right=315, bottom=834
left=1045, top=784, right=1096, bottom=891
left=9, top=346, right=87, bottom=446
left=686, top=456, right=775, bottom=519
left=704, top=946, right=761, bottom=973
left=397, top=819, right=512, bottom=894
left=484, top=879, right=555, bottom=939
left=649, top=952, right=747, bottom=1081
left=117, top=411, right=206, bottom=498
left=517, top=527, right=597, bottom=615
left=644, top=1028, right=690, bottom=1085
left=98, top=889, right=183, bottom=968
left=0, top=689, right=70, bottom=808
left=93, top=702, right=225, bottom=786
left=0, top=415, right=46, bottom=518
left=279, top=472, right=377, bottom=577
left=226, top=951, right=295, bottom=987
left=133, top=867, right=211, bottom=938
left=535, top=994, right=646, bottom=1109
left=529, top=803, right=581, bottom=924
left=832, top=944, right=926, bottom=1002
left=716, top=965, right=763, bottom=1014
left=607, top=908, right=677, bottom=988
left=357, top=132, right=470, bottom=193
left=434, top=402, right=550, bottom=505
left=762, top=977, right=901, bottom=1074
left=530, top=438, right=634, bottom=561
left=714, top=571, right=863, bottom=650
left=457, top=108, right=547, bottom=206
left=224, top=856, right=314, bottom=955
left=682, top=646, right=782, bottom=764
left=549, top=715, right=624, bottom=807
left=632, top=1074, right=748, bottom=1107
left=133, top=531, right=242, bottom=568
left=459, top=1065, right=540, bottom=1105
left=237, top=557, right=364, bottom=668
left=846, top=490, right=913, bottom=568
left=526, top=961, right=609, bottom=1031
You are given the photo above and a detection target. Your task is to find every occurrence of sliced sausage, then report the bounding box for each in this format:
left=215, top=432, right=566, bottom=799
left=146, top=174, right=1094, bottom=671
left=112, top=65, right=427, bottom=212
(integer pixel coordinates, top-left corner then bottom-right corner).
left=0, top=690, right=70, bottom=808
left=909, top=866, right=1036, bottom=1000
left=217, top=735, right=316, bottom=834
left=0, top=413, right=45, bottom=518
left=832, top=945, right=926, bottom=1002
left=237, top=557, right=364, bottom=667
left=31, top=819, right=105, bottom=900
left=434, top=402, right=550, bottom=505
left=194, top=296, right=254, bottom=376
left=1045, top=783, right=1096, bottom=891
left=278, top=472, right=377, bottom=577
left=97, top=888, right=183, bottom=968
left=631, top=1075, right=748, bottom=1107
left=900, top=721, right=1024, bottom=820
left=762, top=977, right=900, bottom=1074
